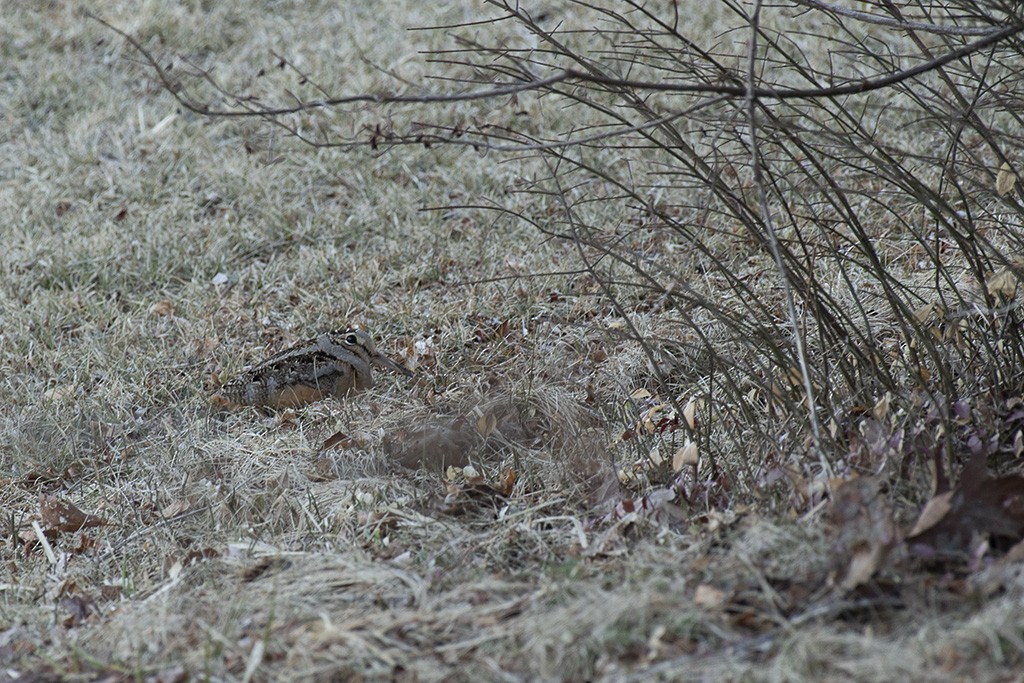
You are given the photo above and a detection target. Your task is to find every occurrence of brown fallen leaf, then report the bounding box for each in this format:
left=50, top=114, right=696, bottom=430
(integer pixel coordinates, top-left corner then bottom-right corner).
left=906, top=491, right=953, bottom=538
left=462, top=464, right=484, bottom=485
left=498, top=469, right=518, bottom=497
left=40, top=495, right=108, bottom=533
left=320, top=430, right=362, bottom=452
left=71, top=532, right=97, bottom=554
left=476, top=411, right=498, bottom=438
left=907, top=449, right=1024, bottom=560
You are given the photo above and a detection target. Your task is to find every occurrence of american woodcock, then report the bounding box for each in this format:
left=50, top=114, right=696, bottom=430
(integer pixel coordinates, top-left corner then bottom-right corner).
left=215, top=328, right=413, bottom=410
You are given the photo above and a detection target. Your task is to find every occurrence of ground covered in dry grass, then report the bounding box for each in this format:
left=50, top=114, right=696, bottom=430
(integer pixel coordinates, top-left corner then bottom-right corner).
left=4, top=2, right=1024, bottom=681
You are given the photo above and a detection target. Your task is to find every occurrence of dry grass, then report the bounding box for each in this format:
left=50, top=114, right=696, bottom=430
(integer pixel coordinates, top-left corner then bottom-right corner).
left=3, top=1, right=1024, bottom=681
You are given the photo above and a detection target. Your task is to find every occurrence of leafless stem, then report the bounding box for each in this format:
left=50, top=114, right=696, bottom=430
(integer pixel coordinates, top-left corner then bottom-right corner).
left=87, top=11, right=1022, bottom=121
left=744, top=0, right=827, bottom=468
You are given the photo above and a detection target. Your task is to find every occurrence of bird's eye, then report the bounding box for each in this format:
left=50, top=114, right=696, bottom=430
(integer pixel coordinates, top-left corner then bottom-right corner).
left=345, top=333, right=358, bottom=345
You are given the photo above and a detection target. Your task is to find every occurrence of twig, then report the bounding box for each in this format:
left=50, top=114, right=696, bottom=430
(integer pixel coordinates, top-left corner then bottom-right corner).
left=744, top=0, right=827, bottom=469
left=86, top=11, right=1022, bottom=119
left=791, top=0, right=999, bottom=36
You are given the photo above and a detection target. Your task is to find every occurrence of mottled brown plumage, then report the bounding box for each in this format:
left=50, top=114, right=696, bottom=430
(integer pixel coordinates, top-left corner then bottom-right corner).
left=215, top=328, right=412, bottom=410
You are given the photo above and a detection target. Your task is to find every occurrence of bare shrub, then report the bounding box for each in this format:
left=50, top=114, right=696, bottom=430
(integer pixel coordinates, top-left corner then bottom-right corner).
left=96, top=1, right=1024, bottom=498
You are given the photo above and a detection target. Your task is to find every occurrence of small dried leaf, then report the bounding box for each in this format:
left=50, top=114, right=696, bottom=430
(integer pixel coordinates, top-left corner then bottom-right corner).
left=641, top=403, right=669, bottom=434
left=43, top=385, right=76, bottom=402
left=986, top=268, right=1018, bottom=299
left=276, top=409, right=299, bottom=427
left=672, top=441, right=699, bottom=472
left=463, top=465, right=482, bottom=483
left=872, top=392, right=891, bottom=420
left=912, top=302, right=937, bottom=323
left=682, top=398, right=699, bottom=430
left=842, top=544, right=886, bottom=590
left=160, top=499, right=192, bottom=519
left=148, top=299, right=175, bottom=316
left=608, top=488, right=678, bottom=522
left=617, top=466, right=639, bottom=485
left=321, top=430, right=355, bottom=452
left=997, top=161, right=1017, bottom=196
left=476, top=411, right=497, bottom=438
left=694, top=584, right=727, bottom=610
left=499, top=469, right=518, bottom=496
left=908, top=491, right=954, bottom=538
left=209, top=391, right=233, bottom=409
left=40, top=495, right=107, bottom=533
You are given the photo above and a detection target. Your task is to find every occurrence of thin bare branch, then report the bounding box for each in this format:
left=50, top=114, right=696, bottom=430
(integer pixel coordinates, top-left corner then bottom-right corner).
left=87, top=11, right=1022, bottom=119
left=791, top=0, right=1004, bottom=36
